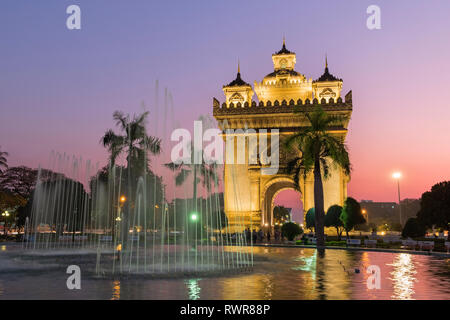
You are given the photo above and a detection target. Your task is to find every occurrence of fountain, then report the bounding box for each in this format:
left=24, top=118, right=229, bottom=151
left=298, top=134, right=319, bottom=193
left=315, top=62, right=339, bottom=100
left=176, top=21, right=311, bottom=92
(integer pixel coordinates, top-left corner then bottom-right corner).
left=21, top=151, right=252, bottom=278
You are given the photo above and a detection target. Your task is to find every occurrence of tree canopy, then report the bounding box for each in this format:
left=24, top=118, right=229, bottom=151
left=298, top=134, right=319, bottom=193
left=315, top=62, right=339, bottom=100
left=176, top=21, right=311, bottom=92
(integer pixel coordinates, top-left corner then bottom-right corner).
left=0, top=147, right=8, bottom=175
left=273, top=205, right=291, bottom=225
left=325, top=204, right=344, bottom=240
left=417, top=181, right=450, bottom=230
left=402, top=217, right=426, bottom=238
left=305, top=207, right=315, bottom=231
left=0, top=166, right=64, bottom=199
left=340, top=197, right=366, bottom=237
left=101, top=110, right=161, bottom=176
left=281, top=222, right=303, bottom=241
left=0, top=190, right=26, bottom=213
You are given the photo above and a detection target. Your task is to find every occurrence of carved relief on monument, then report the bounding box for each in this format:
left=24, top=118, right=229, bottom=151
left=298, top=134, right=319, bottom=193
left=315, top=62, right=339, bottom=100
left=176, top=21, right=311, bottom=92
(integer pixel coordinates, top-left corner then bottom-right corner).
left=319, top=88, right=336, bottom=98
left=230, top=92, right=244, bottom=103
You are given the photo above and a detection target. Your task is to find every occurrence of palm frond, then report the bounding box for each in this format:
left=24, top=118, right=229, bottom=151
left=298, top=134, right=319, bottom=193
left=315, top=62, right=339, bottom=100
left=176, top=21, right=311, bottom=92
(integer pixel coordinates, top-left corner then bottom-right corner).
left=112, top=111, right=129, bottom=131
left=175, top=169, right=191, bottom=186
left=101, top=129, right=124, bottom=147
left=144, top=136, right=161, bottom=155
left=164, top=162, right=184, bottom=171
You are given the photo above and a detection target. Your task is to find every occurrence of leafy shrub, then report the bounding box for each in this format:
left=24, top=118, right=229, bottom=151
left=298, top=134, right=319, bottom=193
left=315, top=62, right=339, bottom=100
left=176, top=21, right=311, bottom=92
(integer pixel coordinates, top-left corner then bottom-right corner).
left=281, top=222, right=303, bottom=241
left=402, top=218, right=426, bottom=238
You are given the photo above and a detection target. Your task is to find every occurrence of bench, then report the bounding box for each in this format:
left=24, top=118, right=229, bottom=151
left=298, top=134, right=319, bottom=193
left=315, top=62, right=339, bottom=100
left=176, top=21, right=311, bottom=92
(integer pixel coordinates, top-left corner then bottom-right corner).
left=23, top=235, right=35, bottom=242
left=402, top=240, right=418, bottom=250
left=383, top=237, right=402, bottom=244
left=418, top=241, right=434, bottom=251
left=59, top=235, right=88, bottom=241
left=59, top=235, right=72, bottom=241
left=445, top=242, right=450, bottom=253
left=364, top=239, right=377, bottom=247
left=347, top=239, right=361, bottom=246
left=100, top=235, right=113, bottom=242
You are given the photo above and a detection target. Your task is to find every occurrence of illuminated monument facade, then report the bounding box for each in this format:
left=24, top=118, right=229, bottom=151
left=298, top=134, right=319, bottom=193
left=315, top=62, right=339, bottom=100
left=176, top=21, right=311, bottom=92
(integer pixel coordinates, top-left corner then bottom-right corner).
left=213, top=40, right=352, bottom=232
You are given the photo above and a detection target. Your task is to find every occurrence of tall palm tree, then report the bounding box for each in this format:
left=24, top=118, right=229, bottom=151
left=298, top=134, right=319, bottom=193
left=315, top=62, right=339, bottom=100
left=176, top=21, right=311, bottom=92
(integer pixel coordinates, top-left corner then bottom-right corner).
left=285, top=107, right=351, bottom=247
left=0, top=147, right=8, bottom=175
left=101, top=111, right=161, bottom=244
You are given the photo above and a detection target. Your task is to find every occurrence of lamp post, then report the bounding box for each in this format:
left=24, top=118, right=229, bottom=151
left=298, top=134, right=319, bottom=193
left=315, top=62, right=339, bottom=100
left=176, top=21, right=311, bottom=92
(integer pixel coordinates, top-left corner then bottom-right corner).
left=362, top=209, right=368, bottom=224
left=115, top=195, right=126, bottom=242
left=190, top=212, right=199, bottom=250
left=392, top=172, right=402, bottom=226
left=2, top=211, right=10, bottom=236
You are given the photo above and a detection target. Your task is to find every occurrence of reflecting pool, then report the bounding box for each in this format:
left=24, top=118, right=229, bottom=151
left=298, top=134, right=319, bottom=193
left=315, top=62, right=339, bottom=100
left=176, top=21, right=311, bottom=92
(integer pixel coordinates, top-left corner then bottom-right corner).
left=0, top=245, right=449, bottom=299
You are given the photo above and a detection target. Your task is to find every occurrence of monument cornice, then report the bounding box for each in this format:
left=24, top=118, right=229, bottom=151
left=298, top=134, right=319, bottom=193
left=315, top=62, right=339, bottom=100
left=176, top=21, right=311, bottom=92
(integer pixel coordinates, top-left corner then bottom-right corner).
left=213, top=96, right=352, bottom=118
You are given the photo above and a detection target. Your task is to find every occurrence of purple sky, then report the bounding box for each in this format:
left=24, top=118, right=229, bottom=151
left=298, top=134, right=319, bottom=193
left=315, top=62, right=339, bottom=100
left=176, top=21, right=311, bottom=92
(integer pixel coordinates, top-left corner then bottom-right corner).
left=1, top=0, right=450, bottom=216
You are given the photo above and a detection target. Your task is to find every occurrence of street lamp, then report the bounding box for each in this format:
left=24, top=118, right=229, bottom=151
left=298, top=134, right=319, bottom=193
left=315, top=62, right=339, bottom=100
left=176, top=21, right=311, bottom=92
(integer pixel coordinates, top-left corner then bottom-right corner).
left=2, top=211, right=10, bottom=236
left=190, top=212, right=198, bottom=222
left=361, top=209, right=368, bottom=223
left=392, top=172, right=402, bottom=226
left=114, top=196, right=127, bottom=242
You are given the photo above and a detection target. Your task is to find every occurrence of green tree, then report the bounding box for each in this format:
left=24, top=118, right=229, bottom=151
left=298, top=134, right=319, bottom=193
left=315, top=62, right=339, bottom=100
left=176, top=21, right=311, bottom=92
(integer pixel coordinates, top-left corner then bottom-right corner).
left=325, top=205, right=344, bottom=240
left=0, top=166, right=64, bottom=199
left=281, top=222, right=303, bottom=241
left=402, top=217, right=426, bottom=238
left=0, top=190, right=26, bottom=235
left=417, top=181, right=450, bottom=231
left=285, top=107, right=351, bottom=247
left=305, top=208, right=315, bottom=232
left=0, top=191, right=26, bottom=213
left=340, top=197, right=366, bottom=239
left=273, top=205, right=290, bottom=224
left=15, top=177, right=89, bottom=238
left=0, top=147, right=8, bottom=174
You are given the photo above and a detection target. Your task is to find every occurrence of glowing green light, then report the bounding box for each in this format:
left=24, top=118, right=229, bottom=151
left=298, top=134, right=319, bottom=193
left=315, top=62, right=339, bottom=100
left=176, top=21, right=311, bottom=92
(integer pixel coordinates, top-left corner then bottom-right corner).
left=190, top=212, right=198, bottom=222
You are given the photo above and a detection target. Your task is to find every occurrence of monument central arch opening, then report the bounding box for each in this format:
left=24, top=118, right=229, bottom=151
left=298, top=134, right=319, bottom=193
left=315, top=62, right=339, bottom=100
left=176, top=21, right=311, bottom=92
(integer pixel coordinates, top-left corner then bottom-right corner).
left=262, top=177, right=303, bottom=230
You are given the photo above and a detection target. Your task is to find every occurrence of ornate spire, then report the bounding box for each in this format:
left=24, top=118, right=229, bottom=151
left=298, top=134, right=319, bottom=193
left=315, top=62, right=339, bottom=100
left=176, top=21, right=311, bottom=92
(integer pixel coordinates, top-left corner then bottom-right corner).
left=223, top=61, right=251, bottom=87
left=314, top=55, right=342, bottom=82
left=275, top=36, right=293, bottom=55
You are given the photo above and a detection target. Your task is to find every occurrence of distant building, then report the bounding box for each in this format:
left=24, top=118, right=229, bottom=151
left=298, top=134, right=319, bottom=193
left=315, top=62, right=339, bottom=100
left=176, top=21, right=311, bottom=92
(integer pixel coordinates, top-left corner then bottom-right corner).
left=360, top=199, right=420, bottom=227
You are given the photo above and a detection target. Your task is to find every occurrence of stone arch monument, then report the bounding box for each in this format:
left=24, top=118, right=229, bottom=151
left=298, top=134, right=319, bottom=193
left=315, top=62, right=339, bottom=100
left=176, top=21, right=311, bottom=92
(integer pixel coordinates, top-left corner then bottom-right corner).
left=213, top=40, right=353, bottom=232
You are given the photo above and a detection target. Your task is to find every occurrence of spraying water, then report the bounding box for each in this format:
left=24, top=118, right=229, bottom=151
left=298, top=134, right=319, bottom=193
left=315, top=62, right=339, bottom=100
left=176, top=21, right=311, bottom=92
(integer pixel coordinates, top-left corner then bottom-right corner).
left=22, top=83, right=252, bottom=277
